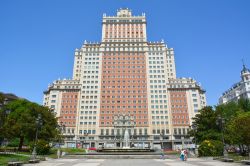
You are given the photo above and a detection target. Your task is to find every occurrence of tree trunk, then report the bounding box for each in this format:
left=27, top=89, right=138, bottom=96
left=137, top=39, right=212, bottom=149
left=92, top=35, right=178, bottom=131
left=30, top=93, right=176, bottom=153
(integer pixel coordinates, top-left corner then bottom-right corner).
left=18, top=136, right=24, bottom=151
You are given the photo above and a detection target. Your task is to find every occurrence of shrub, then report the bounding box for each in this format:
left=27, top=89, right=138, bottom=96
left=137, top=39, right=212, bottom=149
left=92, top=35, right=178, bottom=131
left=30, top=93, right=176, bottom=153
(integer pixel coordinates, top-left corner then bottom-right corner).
left=30, top=140, right=51, bottom=155
left=198, top=140, right=223, bottom=156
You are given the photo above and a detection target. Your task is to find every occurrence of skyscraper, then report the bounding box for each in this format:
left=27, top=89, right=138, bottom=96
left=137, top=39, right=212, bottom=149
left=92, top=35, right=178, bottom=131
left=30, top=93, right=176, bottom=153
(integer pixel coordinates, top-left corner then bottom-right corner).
left=43, top=8, right=206, bottom=150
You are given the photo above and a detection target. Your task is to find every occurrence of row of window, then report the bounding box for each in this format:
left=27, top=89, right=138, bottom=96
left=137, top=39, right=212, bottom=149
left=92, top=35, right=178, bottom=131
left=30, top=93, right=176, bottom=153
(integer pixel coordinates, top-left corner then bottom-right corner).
left=102, top=80, right=146, bottom=84
left=81, top=95, right=98, bottom=99
left=102, top=100, right=147, bottom=104
left=103, top=52, right=143, bottom=56
left=149, top=75, right=165, bottom=78
left=82, top=91, right=98, bottom=94
left=80, top=121, right=96, bottom=125
left=172, top=110, right=188, bottom=113
left=102, top=90, right=146, bottom=93
left=152, top=116, right=168, bottom=119
left=150, top=95, right=167, bottom=98
left=61, top=116, right=76, bottom=119
left=83, top=71, right=99, bottom=74
left=81, top=100, right=98, bottom=104
left=82, top=76, right=98, bottom=79
left=79, top=130, right=96, bottom=134
left=103, top=61, right=145, bottom=64
left=100, top=128, right=147, bottom=136
left=171, top=100, right=187, bottom=103
left=101, top=105, right=147, bottom=109
left=170, top=94, right=186, bottom=97
left=80, top=111, right=97, bottom=114
left=84, top=53, right=100, bottom=56
left=103, top=57, right=144, bottom=60
left=171, top=105, right=187, bottom=108
left=149, top=70, right=165, bottom=73
left=151, top=105, right=168, bottom=109
left=100, top=121, right=147, bottom=125
left=102, top=75, right=146, bottom=78
left=84, top=62, right=99, bottom=65
left=149, top=65, right=164, bottom=69
left=85, top=57, right=99, bottom=60
left=101, top=116, right=147, bottom=120
left=81, top=106, right=98, bottom=109
left=172, top=121, right=189, bottom=125
left=151, top=100, right=167, bottom=103
left=105, top=19, right=143, bottom=23
left=152, top=121, right=169, bottom=125
left=149, top=61, right=164, bottom=64
left=149, top=80, right=166, bottom=84
left=100, top=110, right=147, bottom=114
left=83, top=66, right=99, bottom=69
left=61, top=100, right=77, bottom=103
left=172, top=115, right=189, bottom=119
left=151, top=110, right=168, bottom=114
left=102, top=85, right=146, bottom=88
left=61, top=105, right=77, bottom=108
left=103, top=65, right=145, bottom=69
left=152, top=129, right=169, bottom=134
left=80, top=116, right=97, bottom=120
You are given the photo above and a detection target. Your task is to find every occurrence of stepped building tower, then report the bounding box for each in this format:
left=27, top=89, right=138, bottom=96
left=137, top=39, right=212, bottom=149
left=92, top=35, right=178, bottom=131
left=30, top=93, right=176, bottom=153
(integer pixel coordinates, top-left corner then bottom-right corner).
left=44, top=9, right=206, bottom=150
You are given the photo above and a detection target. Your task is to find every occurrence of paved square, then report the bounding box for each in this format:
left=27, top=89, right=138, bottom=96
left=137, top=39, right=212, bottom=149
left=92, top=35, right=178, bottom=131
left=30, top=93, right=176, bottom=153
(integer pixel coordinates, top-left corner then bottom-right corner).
left=24, top=158, right=242, bottom=166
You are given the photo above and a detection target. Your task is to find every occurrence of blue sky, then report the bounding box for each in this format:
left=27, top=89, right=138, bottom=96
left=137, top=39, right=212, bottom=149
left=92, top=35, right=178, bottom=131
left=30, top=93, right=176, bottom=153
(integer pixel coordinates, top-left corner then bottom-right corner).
left=0, top=0, right=250, bottom=106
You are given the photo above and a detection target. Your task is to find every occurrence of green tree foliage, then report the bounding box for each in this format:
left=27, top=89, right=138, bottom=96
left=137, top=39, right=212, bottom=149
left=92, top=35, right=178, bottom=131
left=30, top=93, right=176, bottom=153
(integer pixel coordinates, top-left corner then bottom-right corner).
left=1, top=99, right=59, bottom=151
left=190, top=99, right=250, bottom=156
left=198, top=140, right=223, bottom=156
left=0, top=93, right=6, bottom=145
left=190, top=106, right=221, bottom=143
left=29, top=139, right=51, bottom=155
left=226, top=112, right=250, bottom=152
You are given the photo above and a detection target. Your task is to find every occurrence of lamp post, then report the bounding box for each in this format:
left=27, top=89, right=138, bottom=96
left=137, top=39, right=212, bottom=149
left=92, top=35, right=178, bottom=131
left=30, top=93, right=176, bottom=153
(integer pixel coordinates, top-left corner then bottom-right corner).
left=216, top=115, right=228, bottom=158
left=189, top=124, right=198, bottom=155
left=160, top=132, right=164, bottom=150
left=31, top=114, right=42, bottom=159
left=57, top=121, right=65, bottom=158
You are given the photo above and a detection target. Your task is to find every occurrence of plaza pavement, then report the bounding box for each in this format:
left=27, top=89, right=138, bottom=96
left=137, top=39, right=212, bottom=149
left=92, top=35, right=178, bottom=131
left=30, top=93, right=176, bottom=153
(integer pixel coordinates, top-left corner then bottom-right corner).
left=24, top=158, right=242, bottom=166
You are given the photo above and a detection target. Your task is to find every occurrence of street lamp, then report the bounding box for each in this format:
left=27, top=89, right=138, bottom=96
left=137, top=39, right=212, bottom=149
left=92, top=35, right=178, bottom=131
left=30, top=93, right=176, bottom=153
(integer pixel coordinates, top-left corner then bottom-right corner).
left=57, top=121, right=65, bottom=158
left=160, top=132, right=164, bottom=150
left=59, top=121, right=66, bottom=145
left=216, top=115, right=228, bottom=158
left=31, top=114, right=42, bottom=159
left=189, top=124, right=198, bottom=155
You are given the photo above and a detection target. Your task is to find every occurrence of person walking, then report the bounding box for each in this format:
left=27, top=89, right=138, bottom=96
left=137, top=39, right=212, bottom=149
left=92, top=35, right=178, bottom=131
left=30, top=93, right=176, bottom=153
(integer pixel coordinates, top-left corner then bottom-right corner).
left=160, top=149, right=165, bottom=160
left=184, top=149, right=188, bottom=161
left=180, top=149, right=185, bottom=161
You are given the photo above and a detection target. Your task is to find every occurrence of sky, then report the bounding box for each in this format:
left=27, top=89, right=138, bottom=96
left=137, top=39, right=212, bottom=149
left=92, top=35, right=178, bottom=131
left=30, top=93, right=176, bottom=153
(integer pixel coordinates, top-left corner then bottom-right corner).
left=0, top=0, right=250, bottom=106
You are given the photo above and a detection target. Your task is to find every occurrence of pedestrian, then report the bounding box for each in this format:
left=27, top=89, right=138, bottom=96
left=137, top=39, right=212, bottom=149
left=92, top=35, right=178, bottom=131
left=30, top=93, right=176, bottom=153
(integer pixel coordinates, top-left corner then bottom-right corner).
left=184, top=149, right=188, bottom=161
left=57, top=148, right=61, bottom=159
left=180, top=149, right=185, bottom=161
left=160, top=151, right=165, bottom=160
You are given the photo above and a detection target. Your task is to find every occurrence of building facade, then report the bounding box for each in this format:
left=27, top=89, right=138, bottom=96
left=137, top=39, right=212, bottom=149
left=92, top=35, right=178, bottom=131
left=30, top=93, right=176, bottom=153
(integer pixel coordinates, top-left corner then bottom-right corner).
left=219, top=64, right=250, bottom=104
left=43, top=9, right=206, bottom=150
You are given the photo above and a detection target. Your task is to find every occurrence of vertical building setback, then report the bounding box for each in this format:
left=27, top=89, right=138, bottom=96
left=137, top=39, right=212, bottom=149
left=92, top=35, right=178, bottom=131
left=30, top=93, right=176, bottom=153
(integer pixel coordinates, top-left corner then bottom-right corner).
left=43, top=8, right=206, bottom=150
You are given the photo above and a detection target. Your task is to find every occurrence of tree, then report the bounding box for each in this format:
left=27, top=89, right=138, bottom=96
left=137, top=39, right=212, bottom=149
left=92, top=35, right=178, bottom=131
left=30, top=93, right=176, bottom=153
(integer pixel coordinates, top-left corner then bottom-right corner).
left=226, top=112, right=250, bottom=155
left=2, top=99, right=59, bottom=151
left=238, top=98, right=250, bottom=112
left=190, top=106, right=221, bottom=143
left=191, top=99, right=250, bottom=156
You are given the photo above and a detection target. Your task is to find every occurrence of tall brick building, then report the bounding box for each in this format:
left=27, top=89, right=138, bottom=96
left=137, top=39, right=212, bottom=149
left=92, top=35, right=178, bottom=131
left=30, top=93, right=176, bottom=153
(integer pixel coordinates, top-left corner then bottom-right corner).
left=43, top=9, right=206, bottom=149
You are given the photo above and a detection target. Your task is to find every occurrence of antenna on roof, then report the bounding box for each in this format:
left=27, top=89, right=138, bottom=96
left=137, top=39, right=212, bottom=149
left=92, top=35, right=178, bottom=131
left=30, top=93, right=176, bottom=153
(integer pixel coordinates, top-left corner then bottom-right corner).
left=242, top=58, right=246, bottom=69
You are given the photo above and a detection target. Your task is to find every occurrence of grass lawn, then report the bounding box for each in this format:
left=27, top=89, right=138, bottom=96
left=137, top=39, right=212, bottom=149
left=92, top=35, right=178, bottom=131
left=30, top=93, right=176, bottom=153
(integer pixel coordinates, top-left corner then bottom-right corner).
left=0, top=154, right=30, bottom=165
left=61, top=148, right=85, bottom=154
left=227, top=153, right=249, bottom=161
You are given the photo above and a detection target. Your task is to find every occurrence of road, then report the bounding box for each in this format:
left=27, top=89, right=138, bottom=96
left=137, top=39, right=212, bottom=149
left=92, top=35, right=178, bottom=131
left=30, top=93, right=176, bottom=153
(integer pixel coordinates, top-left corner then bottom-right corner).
left=24, top=158, right=242, bottom=166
